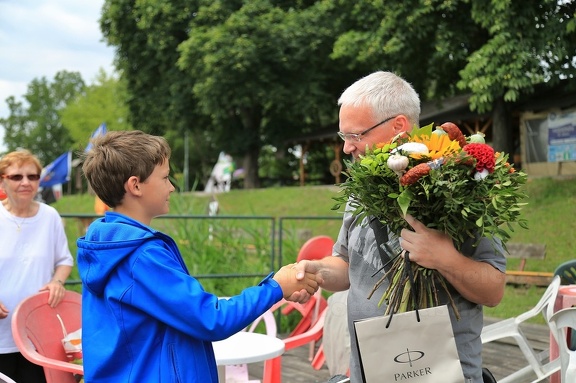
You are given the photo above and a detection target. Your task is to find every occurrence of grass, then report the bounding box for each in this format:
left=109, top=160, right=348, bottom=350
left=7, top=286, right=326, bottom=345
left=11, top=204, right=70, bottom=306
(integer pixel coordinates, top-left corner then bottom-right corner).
left=53, top=177, right=576, bottom=323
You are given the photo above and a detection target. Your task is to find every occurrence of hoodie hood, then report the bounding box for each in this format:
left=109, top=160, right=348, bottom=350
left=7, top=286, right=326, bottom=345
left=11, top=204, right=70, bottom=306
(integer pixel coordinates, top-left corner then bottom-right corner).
left=77, top=212, right=160, bottom=295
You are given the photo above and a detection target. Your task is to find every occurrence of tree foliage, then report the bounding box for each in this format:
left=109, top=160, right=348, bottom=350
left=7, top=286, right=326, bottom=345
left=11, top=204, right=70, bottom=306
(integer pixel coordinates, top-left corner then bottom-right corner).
left=60, top=70, right=132, bottom=152
left=329, top=0, right=576, bottom=152
left=101, top=0, right=362, bottom=188
left=5, top=1, right=572, bottom=188
left=101, top=0, right=199, bottom=136
left=459, top=0, right=576, bottom=113
left=177, top=0, right=345, bottom=187
left=0, top=71, right=84, bottom=164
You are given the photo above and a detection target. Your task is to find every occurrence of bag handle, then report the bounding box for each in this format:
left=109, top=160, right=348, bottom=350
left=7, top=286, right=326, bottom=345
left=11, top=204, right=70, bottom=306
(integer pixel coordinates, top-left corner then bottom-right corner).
left=385, top=251, right=420, bottom=328
left=369, top=217, right=402, bottom=278
left=56, top=314, right=68, bottom=337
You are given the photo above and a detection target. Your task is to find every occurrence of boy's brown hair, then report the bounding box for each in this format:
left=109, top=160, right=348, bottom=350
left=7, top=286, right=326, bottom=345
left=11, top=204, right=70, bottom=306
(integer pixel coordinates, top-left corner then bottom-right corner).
left=82, top=130, right=171, bottom=208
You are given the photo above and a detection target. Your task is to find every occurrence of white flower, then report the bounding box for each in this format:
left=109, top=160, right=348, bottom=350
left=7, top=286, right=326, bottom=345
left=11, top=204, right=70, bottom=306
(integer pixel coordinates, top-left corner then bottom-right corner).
left=395, top=142, right=429, bottom=155
left=474, top=169, right=490, bottom=180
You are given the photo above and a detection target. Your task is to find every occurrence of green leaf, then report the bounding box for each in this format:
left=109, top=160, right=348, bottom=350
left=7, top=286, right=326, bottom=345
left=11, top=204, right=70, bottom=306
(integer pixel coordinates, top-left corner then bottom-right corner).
left=397, top=189, right=412, bottom=217
left=476, top=216, right=483, bottom=227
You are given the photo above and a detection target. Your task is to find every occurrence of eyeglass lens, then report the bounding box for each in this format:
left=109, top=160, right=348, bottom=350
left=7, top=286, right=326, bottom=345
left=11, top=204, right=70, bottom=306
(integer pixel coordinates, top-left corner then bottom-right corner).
left=3, top=174, right=41, bottom=181
left=338, top=115, right=397, bottom=142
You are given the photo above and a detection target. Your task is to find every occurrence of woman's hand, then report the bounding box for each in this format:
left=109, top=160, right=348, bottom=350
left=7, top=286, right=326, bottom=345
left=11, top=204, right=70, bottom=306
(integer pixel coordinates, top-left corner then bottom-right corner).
left=39, top=280, right=67, bottom=308
left=0, top=302, right=8, bottom=319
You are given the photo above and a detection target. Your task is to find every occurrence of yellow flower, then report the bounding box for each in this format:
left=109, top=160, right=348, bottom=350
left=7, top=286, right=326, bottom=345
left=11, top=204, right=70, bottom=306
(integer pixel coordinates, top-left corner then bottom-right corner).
left=409, top=133, right=461, bottom=160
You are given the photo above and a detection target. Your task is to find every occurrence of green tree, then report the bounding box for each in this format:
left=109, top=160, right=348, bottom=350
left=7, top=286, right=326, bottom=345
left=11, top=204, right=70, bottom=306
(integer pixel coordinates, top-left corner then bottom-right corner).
left=329, top=0, right=576, bottom=153
left=60, top=69, right=132, bottom=152
left=100, top=0, right=221, bottom=189
left=100, top=0, right=200, bottom=136
left=101, top=0, right=357, bottom=188
left=177, top=0, right=338, bottom=187
left=459, top=0, right=576, bottom=152
left=0, top=71, right=84, bottom=164
left=99, top=0, right=576, bottom=188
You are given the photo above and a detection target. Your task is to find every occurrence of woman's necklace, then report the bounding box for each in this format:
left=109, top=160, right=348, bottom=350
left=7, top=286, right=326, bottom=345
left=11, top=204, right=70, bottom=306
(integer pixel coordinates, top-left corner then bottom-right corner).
left=10, top=215, right=26, bottom=232
left=3, top=203, right=30, bottom=232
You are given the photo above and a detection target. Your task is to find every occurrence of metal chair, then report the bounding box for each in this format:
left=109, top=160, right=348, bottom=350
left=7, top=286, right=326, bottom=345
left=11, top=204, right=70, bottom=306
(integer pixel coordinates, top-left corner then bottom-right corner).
left=549, top=306, right=576, bottom=383
left=554, top=260, right=576, bottom=285
left=481, top=275, right=562, bottom=383
left=11, top=290, right=83, bottom=383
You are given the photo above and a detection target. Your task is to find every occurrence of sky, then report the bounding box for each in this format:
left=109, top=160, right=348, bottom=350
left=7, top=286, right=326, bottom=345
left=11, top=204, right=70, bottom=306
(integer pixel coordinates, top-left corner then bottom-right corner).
left=0, top=0, right=115, bottom=150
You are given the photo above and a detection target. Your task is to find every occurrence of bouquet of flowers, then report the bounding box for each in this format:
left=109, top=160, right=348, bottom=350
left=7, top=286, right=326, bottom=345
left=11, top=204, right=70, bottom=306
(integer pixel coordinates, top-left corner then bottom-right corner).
left=333, top=122, right=528, bottom=317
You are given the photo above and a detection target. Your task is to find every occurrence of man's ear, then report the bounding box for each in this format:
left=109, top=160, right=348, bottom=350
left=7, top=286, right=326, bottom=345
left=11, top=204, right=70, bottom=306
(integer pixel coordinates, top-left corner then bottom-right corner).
left=392, top=115, right=411, bottom=134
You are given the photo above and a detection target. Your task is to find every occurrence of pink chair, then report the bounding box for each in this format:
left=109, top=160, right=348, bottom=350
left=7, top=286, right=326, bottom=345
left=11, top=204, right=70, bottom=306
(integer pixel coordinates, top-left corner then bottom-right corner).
left=263, top=307, right=328, bottom=383
left=281, top=235, right=333, bottom=335
left=224, top=309, right=278, bottom=382
left=281, top=235, right=332, bottom=362
left=11, top=290, right=83, bottom=383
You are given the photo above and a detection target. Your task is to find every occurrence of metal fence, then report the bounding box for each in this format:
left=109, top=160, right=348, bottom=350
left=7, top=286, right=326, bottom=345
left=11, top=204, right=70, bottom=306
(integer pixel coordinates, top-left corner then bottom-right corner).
left=60, top=214, right=341, bottom=285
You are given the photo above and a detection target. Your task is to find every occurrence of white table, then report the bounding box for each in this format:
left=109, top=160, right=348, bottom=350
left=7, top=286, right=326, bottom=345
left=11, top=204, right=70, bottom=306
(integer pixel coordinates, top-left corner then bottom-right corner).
left=213, top=331, right=285, bottom=381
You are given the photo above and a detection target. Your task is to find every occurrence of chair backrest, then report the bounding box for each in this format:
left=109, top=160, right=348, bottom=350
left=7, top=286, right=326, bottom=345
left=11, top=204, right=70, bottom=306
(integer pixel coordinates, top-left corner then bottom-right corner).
left=297, top=235, right=334, bottom=262
left=247, top=309, right=277, bottom=337
left=549, top=306, right=576, bottom=382
left=0, top=372, right=17, bottom=383
left=517, top=274, right=561, bottom=325
left=554, top=260, right=576, bottom=285
left=283, top=307, right=327, bottom=351
left=11, top=290, right=83, bottom=383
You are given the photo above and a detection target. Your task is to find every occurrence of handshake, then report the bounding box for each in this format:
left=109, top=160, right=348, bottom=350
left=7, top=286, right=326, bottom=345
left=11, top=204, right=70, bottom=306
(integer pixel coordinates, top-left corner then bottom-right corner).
left=273, top=263, right=321, bottom=299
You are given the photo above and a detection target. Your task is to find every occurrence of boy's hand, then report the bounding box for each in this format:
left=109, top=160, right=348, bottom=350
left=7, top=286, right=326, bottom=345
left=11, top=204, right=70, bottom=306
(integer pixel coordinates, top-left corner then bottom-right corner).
left=274, top=265, right=319, bottom=299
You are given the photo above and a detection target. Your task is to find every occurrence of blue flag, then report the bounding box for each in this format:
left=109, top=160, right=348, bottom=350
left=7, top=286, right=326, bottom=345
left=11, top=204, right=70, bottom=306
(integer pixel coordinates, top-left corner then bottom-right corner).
left=40, top=151, right=71, bottom=188
left=85, top=123, right=107, bottom=152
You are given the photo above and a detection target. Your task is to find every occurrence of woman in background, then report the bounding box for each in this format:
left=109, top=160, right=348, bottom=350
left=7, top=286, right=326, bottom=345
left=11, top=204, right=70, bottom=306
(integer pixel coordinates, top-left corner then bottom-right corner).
left=0, top=149, right=74, bottom=383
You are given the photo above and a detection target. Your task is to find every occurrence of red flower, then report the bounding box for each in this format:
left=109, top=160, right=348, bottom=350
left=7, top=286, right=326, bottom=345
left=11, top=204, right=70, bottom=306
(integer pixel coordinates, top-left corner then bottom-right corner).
left=463, top=143, right=495, bottom=173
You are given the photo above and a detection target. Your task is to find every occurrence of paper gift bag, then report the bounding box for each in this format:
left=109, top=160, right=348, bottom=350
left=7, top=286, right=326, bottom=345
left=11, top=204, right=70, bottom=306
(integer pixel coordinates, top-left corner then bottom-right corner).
left=354, top=305, right=464, bottom=383
left=57, top=314, right=82, bottom=360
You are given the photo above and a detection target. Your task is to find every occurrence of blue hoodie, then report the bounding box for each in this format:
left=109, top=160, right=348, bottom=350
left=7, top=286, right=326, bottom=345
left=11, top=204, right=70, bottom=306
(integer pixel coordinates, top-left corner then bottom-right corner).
left=77, top=212, right=283, bottom=383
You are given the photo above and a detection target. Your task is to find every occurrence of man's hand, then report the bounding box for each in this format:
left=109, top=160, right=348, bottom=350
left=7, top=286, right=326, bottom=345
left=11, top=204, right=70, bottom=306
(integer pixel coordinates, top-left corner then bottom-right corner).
left=400, top=214, right=456, bottom=270
left=285, top=260, right=325, bottom=303
left=274, top=264, right=320, bottom=299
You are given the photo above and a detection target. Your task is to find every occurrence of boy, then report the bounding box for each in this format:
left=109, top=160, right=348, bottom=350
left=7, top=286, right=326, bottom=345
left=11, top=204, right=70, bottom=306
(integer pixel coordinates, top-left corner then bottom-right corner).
left=77, top=130, right=319, bottom=383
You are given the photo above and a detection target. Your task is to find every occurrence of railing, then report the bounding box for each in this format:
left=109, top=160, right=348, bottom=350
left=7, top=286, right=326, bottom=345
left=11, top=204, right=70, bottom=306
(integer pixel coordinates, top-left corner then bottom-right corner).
left=60, top=214, right=341, bottom=285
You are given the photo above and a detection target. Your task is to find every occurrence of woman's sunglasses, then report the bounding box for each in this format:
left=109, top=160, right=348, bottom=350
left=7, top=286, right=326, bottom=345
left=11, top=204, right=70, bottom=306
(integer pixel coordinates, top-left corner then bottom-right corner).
left=1, top=174, right=41, bottom=182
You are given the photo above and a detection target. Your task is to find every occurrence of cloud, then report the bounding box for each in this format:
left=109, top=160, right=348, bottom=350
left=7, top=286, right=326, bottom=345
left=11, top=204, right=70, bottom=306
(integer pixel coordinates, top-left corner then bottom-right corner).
left=0, top=0, right=115, bottom=148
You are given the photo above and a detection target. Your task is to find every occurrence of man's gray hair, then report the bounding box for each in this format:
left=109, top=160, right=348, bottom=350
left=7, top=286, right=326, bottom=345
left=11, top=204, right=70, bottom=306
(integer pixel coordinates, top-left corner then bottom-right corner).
left=338, top=71, right=421, bottom=127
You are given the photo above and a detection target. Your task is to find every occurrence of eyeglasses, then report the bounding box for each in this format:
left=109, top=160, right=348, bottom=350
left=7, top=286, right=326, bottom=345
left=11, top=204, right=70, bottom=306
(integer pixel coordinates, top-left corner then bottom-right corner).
left=337, top=115, right=398, bottom=142
left=1, top=174, right=41, bottom=182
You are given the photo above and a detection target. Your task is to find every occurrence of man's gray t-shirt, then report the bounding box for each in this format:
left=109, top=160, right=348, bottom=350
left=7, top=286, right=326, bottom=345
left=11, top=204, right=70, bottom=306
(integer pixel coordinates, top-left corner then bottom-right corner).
left=333, top=209, right=506, bottom=383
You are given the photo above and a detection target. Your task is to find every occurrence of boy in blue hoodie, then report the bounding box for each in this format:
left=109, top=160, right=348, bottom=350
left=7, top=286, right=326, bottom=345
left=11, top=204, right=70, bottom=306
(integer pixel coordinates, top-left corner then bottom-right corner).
left=77, top=130, right=319, bottom=383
